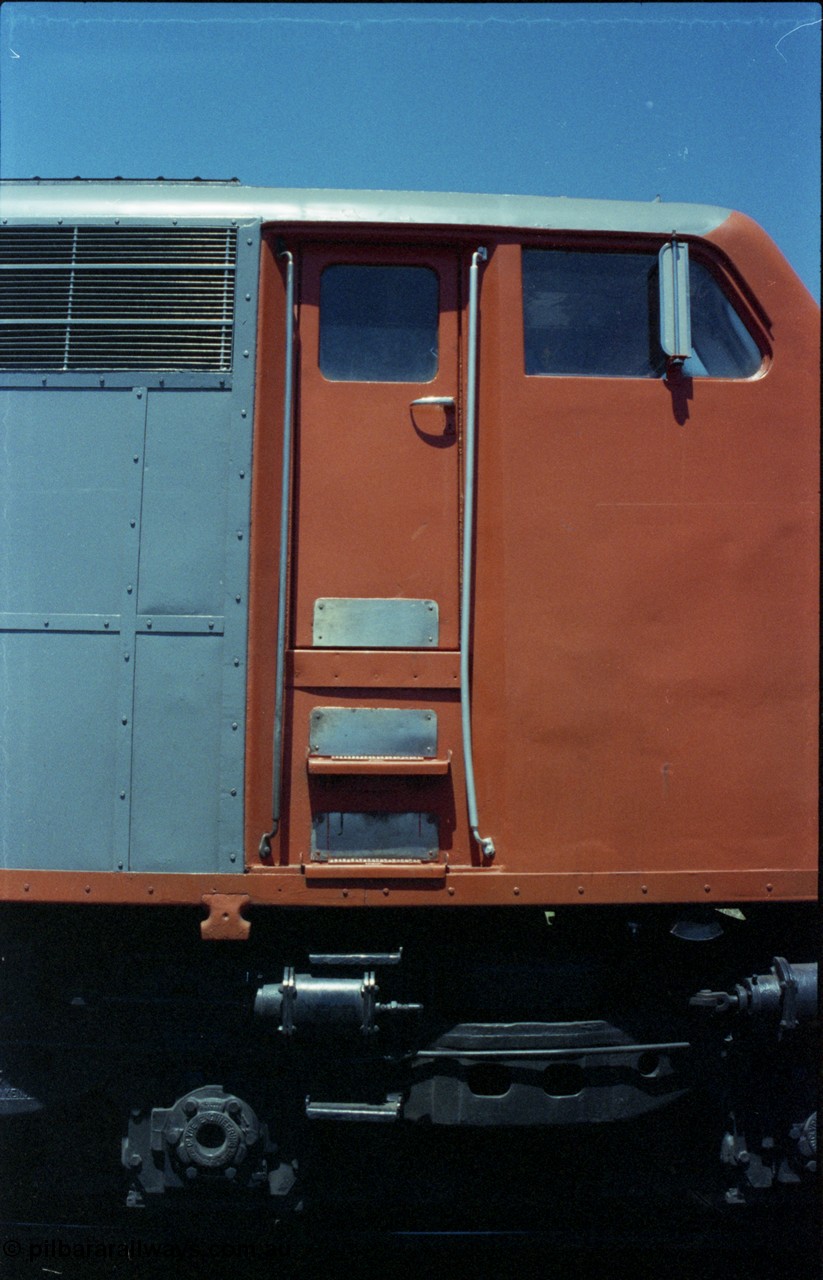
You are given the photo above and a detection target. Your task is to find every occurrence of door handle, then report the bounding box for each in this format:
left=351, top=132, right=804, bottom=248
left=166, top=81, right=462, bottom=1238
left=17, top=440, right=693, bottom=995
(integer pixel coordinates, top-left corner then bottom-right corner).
left=410, top=396, right=455, bottom=407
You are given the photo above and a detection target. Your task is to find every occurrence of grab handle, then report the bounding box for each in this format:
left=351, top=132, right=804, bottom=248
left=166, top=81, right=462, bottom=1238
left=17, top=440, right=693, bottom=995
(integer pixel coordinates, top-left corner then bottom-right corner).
left=259, top=249, right=295, bottom=858
left=461, top=248, right=495, bottom=860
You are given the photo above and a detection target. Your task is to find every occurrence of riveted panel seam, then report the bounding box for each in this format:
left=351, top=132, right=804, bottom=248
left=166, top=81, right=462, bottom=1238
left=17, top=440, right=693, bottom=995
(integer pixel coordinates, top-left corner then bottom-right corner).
left=119, top=386, right=148, bottom=871
left=217, top=221, right=260, bottom=873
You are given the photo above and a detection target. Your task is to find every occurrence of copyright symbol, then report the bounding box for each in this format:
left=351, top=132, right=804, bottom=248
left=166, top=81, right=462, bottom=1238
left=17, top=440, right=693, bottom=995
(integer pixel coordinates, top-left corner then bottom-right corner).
left=3, top=1240, right=22, bottom=1258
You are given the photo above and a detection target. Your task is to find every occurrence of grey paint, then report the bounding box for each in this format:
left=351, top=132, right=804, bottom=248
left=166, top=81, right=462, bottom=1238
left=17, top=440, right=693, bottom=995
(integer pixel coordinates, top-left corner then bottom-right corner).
left=0, top=181, right=731, bottom=238
left=0, top=633, right=120, bottom=871
left=0, top=223, right=260, bottom=873
left=0, top=389, right=140, bottom=616
left=138, top=392, right=231, bottom=617
left=0, top=388, right=139, bottom=871
left=129, top=634, right=223, bottom=872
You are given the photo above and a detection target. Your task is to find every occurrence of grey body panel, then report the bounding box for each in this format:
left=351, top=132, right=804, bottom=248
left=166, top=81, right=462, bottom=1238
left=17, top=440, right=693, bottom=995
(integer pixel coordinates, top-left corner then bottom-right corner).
left=0, top=632, right=121, bottom=871
left=0, top=225, right=260, bottom=873
left=138, top=392, right=231, bottom=618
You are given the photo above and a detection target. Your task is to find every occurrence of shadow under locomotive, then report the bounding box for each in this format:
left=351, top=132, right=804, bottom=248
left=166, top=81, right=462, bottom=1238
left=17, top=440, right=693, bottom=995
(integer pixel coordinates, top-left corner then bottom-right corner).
left=0, top=902, right=817, bottom=1230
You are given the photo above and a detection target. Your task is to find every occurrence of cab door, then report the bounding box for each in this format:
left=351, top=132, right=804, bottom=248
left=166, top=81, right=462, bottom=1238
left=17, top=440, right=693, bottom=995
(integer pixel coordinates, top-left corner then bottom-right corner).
left=285, top=244, right=465, bottom=868
left=292, top=245, right=460, bottom=648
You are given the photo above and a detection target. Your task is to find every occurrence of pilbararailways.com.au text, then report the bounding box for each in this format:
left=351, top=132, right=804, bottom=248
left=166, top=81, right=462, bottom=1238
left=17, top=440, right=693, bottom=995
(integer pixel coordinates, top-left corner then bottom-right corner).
left=2, top=1236, right=291, bottom=1264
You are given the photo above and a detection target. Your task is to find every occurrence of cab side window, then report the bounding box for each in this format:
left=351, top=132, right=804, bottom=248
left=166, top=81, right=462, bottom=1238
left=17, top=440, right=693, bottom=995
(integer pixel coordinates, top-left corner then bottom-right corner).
left=522, top=248, right=761, bottom=379
left=684, top=260, right=762, bottom=378
left=523, top=249, right=666, bottom=378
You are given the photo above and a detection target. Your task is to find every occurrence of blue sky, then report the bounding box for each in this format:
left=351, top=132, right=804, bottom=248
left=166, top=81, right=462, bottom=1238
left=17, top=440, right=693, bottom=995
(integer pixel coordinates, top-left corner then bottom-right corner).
left=1, top=2, right=819, bottom=297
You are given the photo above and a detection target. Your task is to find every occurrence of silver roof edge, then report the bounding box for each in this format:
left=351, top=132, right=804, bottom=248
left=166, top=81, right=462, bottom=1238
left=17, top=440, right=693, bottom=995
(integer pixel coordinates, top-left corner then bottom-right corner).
left=0, top=180, right=731, bottom=236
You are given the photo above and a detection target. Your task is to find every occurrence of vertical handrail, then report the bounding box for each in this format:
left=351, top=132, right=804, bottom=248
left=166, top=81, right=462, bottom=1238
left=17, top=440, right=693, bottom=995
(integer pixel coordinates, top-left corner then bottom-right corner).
left=461, top=248, right=495, bottom=860
left=259, top=249, right=295, bottom=857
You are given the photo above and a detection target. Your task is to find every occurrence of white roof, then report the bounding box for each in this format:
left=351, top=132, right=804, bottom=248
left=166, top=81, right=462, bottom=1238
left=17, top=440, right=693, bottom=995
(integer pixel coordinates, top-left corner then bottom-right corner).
left=0, top=180, right=730, bottom=236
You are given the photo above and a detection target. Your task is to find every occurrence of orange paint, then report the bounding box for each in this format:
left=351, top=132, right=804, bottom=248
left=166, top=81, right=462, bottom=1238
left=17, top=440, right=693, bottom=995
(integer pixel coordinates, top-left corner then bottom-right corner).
left=242, top=218, right=817, bottom=905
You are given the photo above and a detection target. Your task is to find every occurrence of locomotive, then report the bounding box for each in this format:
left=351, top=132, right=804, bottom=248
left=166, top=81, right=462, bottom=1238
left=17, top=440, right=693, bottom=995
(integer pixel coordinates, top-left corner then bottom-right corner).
left=0, top=180, right=817, bottom=1220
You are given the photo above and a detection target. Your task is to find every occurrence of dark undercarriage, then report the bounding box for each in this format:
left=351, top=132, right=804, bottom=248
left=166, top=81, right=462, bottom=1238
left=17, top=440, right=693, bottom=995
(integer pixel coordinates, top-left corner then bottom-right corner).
left=0, top=903, right=817, bottom=1234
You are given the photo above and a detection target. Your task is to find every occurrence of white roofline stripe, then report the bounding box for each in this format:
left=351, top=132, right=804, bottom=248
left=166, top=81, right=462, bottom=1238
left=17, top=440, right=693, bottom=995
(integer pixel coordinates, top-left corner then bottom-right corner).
left=0, top=182, right=730, bottom=237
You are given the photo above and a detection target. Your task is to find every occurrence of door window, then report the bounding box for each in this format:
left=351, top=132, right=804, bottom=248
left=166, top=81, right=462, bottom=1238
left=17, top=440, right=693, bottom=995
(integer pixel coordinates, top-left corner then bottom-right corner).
left=319, top=264, right=439, bottom=382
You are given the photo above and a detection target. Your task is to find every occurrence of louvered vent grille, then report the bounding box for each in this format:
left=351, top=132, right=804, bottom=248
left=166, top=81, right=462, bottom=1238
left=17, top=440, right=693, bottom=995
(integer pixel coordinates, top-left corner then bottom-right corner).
left=0, top=227, right=237, bottom=371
